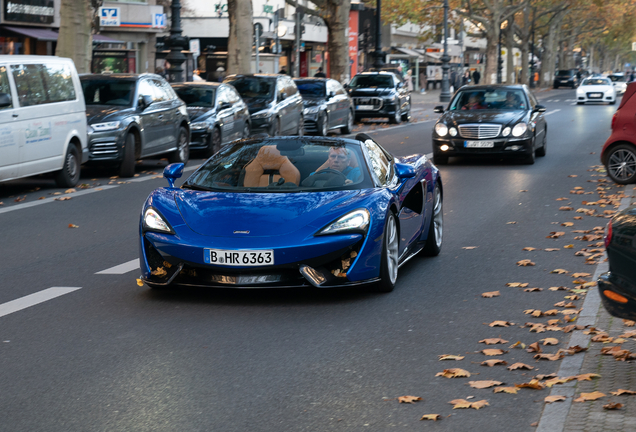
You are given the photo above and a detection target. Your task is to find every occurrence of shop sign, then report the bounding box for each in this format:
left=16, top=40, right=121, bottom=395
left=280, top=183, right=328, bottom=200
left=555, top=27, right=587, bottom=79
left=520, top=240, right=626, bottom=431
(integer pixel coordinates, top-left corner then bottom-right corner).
left=99, top=7, right=120, bottom=27
left=5, top=0, right=54, bottom=24
left=152, top=13, right=166, bottom=29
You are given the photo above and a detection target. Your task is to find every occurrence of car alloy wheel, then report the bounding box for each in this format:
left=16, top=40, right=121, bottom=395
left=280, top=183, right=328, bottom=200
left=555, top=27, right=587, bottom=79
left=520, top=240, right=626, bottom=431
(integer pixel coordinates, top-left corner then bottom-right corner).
left=389, top=108, right=401, bottom=124
left=55, top=143, right=81, bottom=187
left=422, top=182, right=443, bottom=256
left=606, top=144, right=636, bottom=184
left=168, top=126, right=189, bottom=164
left=385, top=214, right=399, bottom=284
left=206, top=127, right=222, bottom=158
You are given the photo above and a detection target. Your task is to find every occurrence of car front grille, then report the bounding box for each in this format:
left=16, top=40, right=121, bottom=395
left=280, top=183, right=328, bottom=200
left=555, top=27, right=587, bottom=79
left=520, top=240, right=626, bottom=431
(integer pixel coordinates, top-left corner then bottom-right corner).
left=90, top=142, right=118, bottom=155
left=458, top=124, right=502, bottom=139
left=354, top=97, right=383, bottom=111
left=586, top=92, right=603, bottom=99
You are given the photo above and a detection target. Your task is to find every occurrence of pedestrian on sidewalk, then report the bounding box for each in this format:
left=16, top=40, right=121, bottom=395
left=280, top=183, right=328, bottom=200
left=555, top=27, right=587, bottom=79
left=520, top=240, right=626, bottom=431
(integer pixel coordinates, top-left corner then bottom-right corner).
left=472, top=69, right=481, bottom=85
left=405, top=69, right=414, bottom=92
left=419, top=70, right=427, bottom=94
left=462, top=70, right=471, bottom=86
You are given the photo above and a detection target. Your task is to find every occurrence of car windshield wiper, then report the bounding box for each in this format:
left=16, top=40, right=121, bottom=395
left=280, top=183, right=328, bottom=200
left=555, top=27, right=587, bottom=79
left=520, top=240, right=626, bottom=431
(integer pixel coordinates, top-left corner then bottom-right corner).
left=181, top=183, right=215, bottom=191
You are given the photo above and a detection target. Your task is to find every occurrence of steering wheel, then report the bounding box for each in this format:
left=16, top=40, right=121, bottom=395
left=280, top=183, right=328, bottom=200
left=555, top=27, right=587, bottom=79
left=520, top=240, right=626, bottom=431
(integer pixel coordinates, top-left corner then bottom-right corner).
left=301, top=168, right=348, bottom=187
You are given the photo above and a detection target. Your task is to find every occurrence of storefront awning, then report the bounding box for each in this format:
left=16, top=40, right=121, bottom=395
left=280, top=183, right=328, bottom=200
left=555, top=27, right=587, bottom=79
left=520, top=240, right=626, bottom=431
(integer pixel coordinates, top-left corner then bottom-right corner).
left=393, top=47, right=425, bottom=60
left=93, top=34, right=124, bottom=44
left=3, top=25, right=58, bottom=42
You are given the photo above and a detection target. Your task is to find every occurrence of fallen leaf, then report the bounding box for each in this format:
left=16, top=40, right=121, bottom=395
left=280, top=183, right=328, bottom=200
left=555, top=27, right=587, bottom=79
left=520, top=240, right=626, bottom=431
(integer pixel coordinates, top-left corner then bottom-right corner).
left=151, top=267, right=167, bottom=277
left=574, top=391, right=605, bottom=402
left=420, top=414, right=441, bottom=421
left=493, top=386, right=519, bottom=394
left=398, top=395, right=422, bottom=403
left=524, top=288, right=543, bottom=292
left=610, top=389, right=636, bottom=396
left=574, top=216, right=583, bottom=220
left=523, top=247, right=537, bottom=251
left=536, top=373, right=557, bottom=380
left=68, top=224, right=79, bottom=228
left=517, top=259, right=535, bottom=266
left=482, top=291, right=500, bottom=298
left=438, top=354, right=464, bottom=361
left=506, top=282, right=529, bottom=287
left=568, top=175, right=578, bottom=178
left=55, top=196, right=72, bottom=201
left=534, top=353, right=564, bottom=361
left=551, top=269, right=569, bottom=274
left=469, top=380, right=503, bottom=389
left=547, top=319, right=561, bottom=326
left=136, top=279, right=143, bottom=286
left=507, top=362, right=534, bottom=371
left=563, top=345, right=588, bottom=354
left=547, top=231, right=566, bottom=239
left=545, top=377, right=575, bottom=387
left=572, top=272, right=591, bottom=278
left=542, top=338, right=560, bottom=346
left=488, top=321, right=513, bottom=327
left=618, top=330, right=636, bottom=338
left=549, top=286, right=568, bottom=291
left=544, top=248, right=560, bottom=252
left=559, top=206, right=574, bottom=211
left=436, top=368, right=471, bottom=378
left=515, top=379, right=545, bottom=390
left=462, top=246, right=478, bottom=250
left=564, top=244, right=574, bottom=249
left=519, top=189, right=528, bottom=192
left=480, top=338, right=509, bottom=345
left=623, top=320, right=636, bottom=327
left=556, top=197, right=569, bottom=201
left=507, top=221, right=517, bottom=224
left=561, top=222, right=574, bottom=227
left=481, top=359, right=508, bottom=367
left=449, top=399, right=473, bottom=409
left=545, top=395, right=567, bottom=403
left=509, top=341, right=526, bottom=349
left=469, top=400, right=489, bottom=409
left=603, top=402, right=624, bottom=410
left=575, top=373, right=601, bottom=381
left=482, top=349, right=506, bottom=356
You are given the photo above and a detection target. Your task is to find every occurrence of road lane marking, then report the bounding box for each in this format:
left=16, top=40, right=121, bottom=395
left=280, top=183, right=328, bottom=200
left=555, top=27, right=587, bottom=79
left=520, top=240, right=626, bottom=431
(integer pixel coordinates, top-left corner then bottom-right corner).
left=544, top=109, right=561, bottom=116
left=96, top=259, right=140, bottom=275
left=0, top=287, right=81, bottom=319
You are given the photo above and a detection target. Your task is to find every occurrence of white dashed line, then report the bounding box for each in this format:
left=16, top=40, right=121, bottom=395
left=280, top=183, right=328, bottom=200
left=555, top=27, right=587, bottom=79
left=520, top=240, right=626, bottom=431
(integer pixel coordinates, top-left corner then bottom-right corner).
left=96, top=259, right=140, bottom=275
left=0, top=186, right=119, bottom=215
left=0, top=287, right=81, bottom=319
left=544, top=109, right=561, bottom=116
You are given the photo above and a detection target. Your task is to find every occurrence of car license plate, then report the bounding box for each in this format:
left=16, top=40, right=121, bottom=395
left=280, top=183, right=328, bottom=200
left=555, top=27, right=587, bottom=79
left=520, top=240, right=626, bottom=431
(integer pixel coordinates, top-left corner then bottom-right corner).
left=465, top=141, right=494, bottom=148
left=590, top=93, right=602, bottom=98
left=357, top=105, right=374, bottom=110
left=205, top=249, right=274, bottom=266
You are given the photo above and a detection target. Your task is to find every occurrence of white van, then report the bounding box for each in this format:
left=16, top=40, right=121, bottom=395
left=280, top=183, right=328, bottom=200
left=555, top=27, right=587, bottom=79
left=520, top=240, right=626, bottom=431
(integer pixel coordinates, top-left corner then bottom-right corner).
left=0, top=55, right=87, bottom=187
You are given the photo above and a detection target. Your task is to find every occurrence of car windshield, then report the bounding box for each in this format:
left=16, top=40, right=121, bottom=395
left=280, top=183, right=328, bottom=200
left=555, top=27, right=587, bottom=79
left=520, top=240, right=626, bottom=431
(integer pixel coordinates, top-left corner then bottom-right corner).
left=295, top=81, right=326, bottom=97
left=448, top=88, right=528, bottom=111
left=225, top=77, right=274, bottom=99
left=184, top=139, right=374, bottom=193
left=349, top=75, right=394, bottom=88
left=174, top=86, right=215, bottom=107
left=81, top=79, right=135, bottom=106
left=556, top=70, right=574, bottom=77
left=582, top=78, right=610, bottom=86
left=609, top=75, right=625, bottom=83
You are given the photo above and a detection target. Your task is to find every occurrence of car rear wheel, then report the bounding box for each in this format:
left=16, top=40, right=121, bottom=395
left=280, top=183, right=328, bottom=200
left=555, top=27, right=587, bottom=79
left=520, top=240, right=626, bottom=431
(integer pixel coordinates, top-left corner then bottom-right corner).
left=421, top=182, right=443, bottom=256
left=118, top=133, right=136, bottom=178
left=204, top=127, right=222, bottom=158
left=54, top=143, right=81, bottom=187
left=606, top=143, right=636, bottom=184
left=341, top=110, right=354, bottom=134
left=168, top=126, right=189, bottom=164
left=371, top=212, right=399, bottom=293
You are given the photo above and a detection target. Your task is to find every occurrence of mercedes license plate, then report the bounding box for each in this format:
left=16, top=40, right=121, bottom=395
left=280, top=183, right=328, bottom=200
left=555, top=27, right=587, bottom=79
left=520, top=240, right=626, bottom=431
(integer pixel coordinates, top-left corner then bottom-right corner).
left=356, top=105, right=374, bottom=110
left=205, top=249, right=274, bottom=266
left=465, top=141, right=494, bottom=148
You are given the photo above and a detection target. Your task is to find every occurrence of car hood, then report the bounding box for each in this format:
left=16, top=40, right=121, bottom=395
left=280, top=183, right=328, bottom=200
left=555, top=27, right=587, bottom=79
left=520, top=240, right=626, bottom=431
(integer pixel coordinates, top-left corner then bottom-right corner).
left=187, top=106, right=215, bottom=122
left=175, top=189, right=362, bottom=237
left=349, top=88, right=394, bottom=97
left=443, top=110, right=526, bottom=126
left=243, top=97, right=274, bottom=115
left=579, top=85, right=613, bottom=92
left=86, top=105, right=133, bottom=124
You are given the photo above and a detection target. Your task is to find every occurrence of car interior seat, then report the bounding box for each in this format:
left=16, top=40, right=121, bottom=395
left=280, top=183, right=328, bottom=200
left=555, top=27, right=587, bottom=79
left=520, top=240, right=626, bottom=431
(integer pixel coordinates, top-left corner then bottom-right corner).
left=243, top=145, right=301, bottom=187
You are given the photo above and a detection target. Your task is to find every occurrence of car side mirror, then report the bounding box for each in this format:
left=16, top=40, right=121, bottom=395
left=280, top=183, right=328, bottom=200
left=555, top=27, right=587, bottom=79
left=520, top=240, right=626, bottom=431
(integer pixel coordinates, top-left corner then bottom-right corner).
left=533, top=105, right=547, bottom=113
left=394, top=162, right=416, bottom=180
left=139, top=95, right=153, bottom=110
left=397, top=82, right=404, bottom=89
left=279, top=91, right=287, bottom=101
left=163, top=163, right=184, bottom=188
left=327, top=91, right=335, bottom=99
left=0, top=92, right=11, bottom=107
left=218, top=101, right=231, bottom=110
left=433, top=105, right=445, bottom=113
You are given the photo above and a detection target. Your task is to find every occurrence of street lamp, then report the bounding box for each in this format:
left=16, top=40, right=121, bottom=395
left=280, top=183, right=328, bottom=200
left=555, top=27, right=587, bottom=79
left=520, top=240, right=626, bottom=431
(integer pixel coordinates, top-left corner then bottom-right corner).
left=497, top=24, right=503, bottom=84
left=165, top=0, right=189, bottom=83
left=529, top=7, right=536, bottom=88
left=372, top=0, right=384, bottom=70
left=439, top=0, right=451, bottom=102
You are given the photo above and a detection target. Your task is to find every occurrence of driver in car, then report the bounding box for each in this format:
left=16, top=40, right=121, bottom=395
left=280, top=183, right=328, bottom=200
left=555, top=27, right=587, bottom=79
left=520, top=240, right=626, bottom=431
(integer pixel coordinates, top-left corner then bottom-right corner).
left=311, top=147, right=361, bottom=184
left=461, top=93, right=486, bottom=110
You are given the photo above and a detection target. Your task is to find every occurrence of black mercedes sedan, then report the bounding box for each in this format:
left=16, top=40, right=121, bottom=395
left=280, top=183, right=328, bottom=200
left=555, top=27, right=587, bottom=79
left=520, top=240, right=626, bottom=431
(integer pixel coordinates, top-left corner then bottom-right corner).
left=172, top=82, right=251, bottom=157
left=347, top=71, right=411, bottom=124
left=432, top=85, right=547, bottom=165
left=598, top=205, right=636, bottom=320
left=294, top=78, right=354, bottom=136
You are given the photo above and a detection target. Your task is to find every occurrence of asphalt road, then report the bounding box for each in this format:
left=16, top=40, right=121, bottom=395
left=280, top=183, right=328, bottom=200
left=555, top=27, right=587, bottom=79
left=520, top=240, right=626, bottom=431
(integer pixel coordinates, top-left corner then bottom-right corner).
left=0, top=88, right=622, bottom=431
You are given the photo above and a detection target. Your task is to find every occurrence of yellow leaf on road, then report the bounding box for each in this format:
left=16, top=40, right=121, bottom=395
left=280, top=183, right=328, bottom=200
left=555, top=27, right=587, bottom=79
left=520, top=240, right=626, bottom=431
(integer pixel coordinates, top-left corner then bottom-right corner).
left=398, top=395, right=422, bottom=403
left=523, top=247, right=537, bottom=251
left=481, top=359, right=508, bottom=367
left=436, top=368, right=471, bottom=378
left=542, top=338, right=559, bottom=345
left=482, top=291, right=500, bottom=298
left=551, top=269, right=569, bottom=274
left=420, top=414, right=441, bottom=421
left=494, top=386, right=518, bottom=394
left=603, top=402, right=624, bottom=410
left=469, top=380, right=503, bottom=389
left=517, top=259, right=535, bottom=266
left=610, top=389, right=636, bottom=396
left=507, top=362, right=534, bottom=371
left=480, top=338, right=509, bottom=345
left=438, top=354, right=464, bottom=361
left=462, top=246, right=478, bottom=249
left=574, top=391, right=605, bottom=402
left=482, top=349, right=506, bottom=356
left=488, top=321, right=513, bottom=327
left=545, top=395, right=567, bottom=403
left=136, top=279, right=143, bottom=286
left=515, top=379, right=545, bottom=390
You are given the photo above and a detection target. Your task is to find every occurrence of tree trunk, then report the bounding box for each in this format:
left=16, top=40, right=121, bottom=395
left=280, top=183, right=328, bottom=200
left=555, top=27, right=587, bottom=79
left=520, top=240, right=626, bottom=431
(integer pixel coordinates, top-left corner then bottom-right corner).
left=519, top=7, right=531, bottom=87
left=541, top=15, right=563, bottom=88
left=567, top=34, right=576, bottom=69
left=56, top=0, right=92, bottom=73
left=588, top=45, right=594, bottom=72
left=505, top=19, right=514, bottom=83
left=484, top=26, right=499, bottom=85
left=321, top=0, right=351, bottom=83
left=227, top=0, right=253, bottom=75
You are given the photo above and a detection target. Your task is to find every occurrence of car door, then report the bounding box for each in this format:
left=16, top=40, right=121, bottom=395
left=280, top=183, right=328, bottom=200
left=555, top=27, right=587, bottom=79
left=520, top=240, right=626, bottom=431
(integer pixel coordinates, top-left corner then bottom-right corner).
left=528, top=90, right=546, bottom=142
left=215, top=86, right=235, bottom=142
left=226, top=85, right=247, bottom=139
left=136, top=79, right=162, bottom=154
left=286, top=77, right=303, bottom=133
left=325, top=80, right=340, bottom=128
left=149, top=79, right=176, bottom=150
left=333, top=80, right=350, bottom=126
left=274, top=77, right=292, bottom=134
left=0, top=65, right=19, bottom=180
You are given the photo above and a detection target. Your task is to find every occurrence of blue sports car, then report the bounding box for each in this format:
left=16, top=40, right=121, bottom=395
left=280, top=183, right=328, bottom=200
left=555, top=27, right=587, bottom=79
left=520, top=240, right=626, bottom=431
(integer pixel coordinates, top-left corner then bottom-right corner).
left=139, top=133, right=443, bottom=292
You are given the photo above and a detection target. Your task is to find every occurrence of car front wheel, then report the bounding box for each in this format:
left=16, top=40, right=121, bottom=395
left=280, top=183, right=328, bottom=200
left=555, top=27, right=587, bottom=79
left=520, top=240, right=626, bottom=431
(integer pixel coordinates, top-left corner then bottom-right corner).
left=341, top=110, right=354, bottom=134
left=168, top=126, right=189, bottom=164
left=371, top=212, right=399, bottom=293
left=55, top=143, right=81, bottom=187
left=606, top=143, right=636, bottom=184
left=421, top=182, right=443, bottom=256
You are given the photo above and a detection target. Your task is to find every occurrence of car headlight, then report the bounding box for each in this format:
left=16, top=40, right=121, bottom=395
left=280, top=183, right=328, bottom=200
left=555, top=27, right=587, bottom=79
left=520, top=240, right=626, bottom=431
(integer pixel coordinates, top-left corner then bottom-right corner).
left=303, top=106, right=320, bottom=114
left=502, top=127, right=511, bottom=137
left=191, top=122, right=208, bottom=131
left=435, top=123, right=448, bottom=137
left=91, top=121, right=121, bottom=131
left=252, top=109, right=273, bottom=119
left=512, top=122, right=528, bottom=137
left=317, top=209, right=370, bottom=235
left=449, top=127, right=457, bottom=137
left=143, top=208, right=174, bottom=234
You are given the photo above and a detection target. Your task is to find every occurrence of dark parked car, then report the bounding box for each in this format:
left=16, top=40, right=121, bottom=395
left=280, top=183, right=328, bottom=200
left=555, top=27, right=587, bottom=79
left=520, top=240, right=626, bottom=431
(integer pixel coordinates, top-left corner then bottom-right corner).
left=598, top=205, right=636, bottom=320
left=346, top=71, right=411, bottom=124
left=81, top=73, right=190, bottom=177
left=431, top=85, right=547, bottom=165
left=553, top=69, right=580, bottom=88
left=294, top=77, right=354, bottom=136
left=601, top=83, right=636, bottom=184
left=224, top=74, right=304, bottom=136
left=172, top=82, right=250, bottom=157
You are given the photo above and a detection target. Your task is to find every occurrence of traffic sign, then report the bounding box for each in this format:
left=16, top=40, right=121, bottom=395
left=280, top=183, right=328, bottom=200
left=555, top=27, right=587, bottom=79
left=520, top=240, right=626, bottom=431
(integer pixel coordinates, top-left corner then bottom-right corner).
left=254, top=23, right=263, bottom=39
left=99, top=7, right=120, bottom=27
left=152, top=13, right=166, bottom=29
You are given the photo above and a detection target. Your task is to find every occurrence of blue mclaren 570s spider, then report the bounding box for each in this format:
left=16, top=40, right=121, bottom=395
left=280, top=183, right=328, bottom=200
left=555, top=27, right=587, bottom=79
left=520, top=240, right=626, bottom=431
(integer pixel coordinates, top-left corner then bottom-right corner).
left=139, top=133, right=442, bottom=292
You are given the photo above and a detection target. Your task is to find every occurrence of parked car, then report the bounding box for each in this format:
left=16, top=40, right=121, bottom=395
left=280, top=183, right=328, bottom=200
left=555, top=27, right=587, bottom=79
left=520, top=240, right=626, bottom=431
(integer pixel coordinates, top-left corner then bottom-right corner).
left=553, top=69, right=580, bottom=88
left=172, top=82, right=250, bottom=157
left=80, top=73, right=190, bottom=178
left=223, top=74, right=304, bottom=136
left=294, top=77, right=354, bottom=136
left=598, top=205, right=636, bottom=320
left=346, top=71, right=411, bottom=124
left=138, top=133, right=442, bottom=293
left=0, top=55, right=87, bottom=187
left=608, top=73, right=627, bottom=95
left=432, top=85, right=547, bottom=165
left=576, top=77, right=617, bottom=105
left=601, top=83, right=636, bottom=184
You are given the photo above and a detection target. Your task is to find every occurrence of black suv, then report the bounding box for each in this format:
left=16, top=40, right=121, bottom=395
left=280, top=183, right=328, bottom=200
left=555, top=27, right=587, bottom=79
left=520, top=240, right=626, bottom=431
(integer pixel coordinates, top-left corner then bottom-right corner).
left=347, top=71, right=411, bottom=124
left=81, top=73, right=190, bottom=177
left=553, top=69, right=580, bottom=88
left=224, top=74, right=304, bottom=136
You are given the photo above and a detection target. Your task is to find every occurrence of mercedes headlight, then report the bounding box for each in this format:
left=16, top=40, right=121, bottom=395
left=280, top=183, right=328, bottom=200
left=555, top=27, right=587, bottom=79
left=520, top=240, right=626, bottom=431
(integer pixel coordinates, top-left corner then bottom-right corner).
left=435, top=123, right=448, bottom=137
left=191, top=122, right=208, bottom=131
left=143, top=208, right=173, bottom=234
left=502, top=127, right=511, bottom=137
left=91, top=121, right=121, bottom=131
left=449, top=127, right=458, bottom=137
left=512, top=122, right=528, bottom=137
left=303, top=106, right=320, bottom=114
left=317, top=209, right=370, bottom=235
left=252, top=109, right=273, bottom=119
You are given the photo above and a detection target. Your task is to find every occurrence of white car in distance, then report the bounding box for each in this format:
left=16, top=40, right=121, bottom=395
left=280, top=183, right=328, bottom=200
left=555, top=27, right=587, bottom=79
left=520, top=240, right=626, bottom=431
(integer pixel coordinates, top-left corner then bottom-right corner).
left=608, top=73, right=628, bottom=95
left=576, top=77, right=616, bottom=105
